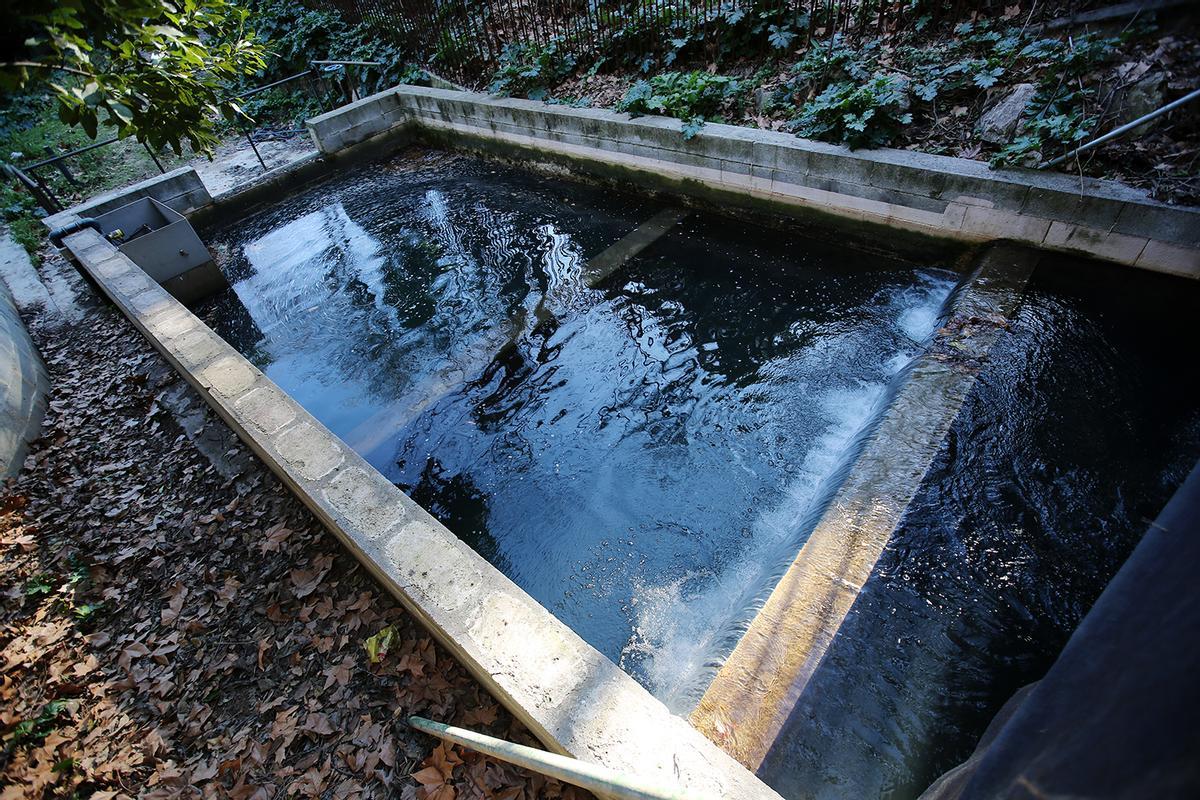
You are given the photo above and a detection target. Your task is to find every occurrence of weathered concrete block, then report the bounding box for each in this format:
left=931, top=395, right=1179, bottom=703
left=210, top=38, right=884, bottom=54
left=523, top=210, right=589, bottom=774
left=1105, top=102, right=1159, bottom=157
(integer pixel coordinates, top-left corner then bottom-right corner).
left=1113, top=201, right=1200, bottom=248
left=1043, top=220, right=1148, bottom=264
left=274, top=420, right=344, bottom=481
left=307, top=89, right=409, bottom=154
left=147, top=305, right=200, bottom=341
left=387, top=519, right=485, bottom=613
left=1135, top=239, right=1200, bottom=278
left=235, top=384, right=297, bottom=435
left=197, top=355, right=258, bottom=399
left=106, top=267, right=155, bottom=301
left=128, top=286, right=175, bottom=317
left=961, top=205, right=1051, bottom=243
left=323, top=466, right=406, bottom=540
left=173, top=328, right=227, bottom=370
left=1021, top=186, right=1136, bottom=231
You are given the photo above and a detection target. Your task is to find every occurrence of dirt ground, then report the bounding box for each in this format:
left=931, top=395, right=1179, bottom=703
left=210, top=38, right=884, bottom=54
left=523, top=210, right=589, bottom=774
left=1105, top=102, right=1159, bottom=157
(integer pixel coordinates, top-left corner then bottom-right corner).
left=189, top=136, right=316, bottom=198
left=0, top=250, right=588, bottom=799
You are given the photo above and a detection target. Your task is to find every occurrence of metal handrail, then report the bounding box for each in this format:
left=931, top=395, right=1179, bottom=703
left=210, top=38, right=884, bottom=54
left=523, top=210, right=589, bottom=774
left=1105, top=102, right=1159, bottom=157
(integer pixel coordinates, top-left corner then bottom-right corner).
left=232, top=69, right=316, bottom=100
left=6, top=57, right=387, bottom=209
left=19, top=136, right=121, bottom=171
left=311, top=59, right=384, bottom=67
left=1041, top=87, right=1200, bottom=169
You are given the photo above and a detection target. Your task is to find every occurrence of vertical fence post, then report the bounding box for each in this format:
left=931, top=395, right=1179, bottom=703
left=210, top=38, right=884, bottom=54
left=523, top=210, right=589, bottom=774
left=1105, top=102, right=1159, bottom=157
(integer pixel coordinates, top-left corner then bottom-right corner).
left=142, top=142, right=167, bottom=174
left=240, top=122, right=268, bottom=171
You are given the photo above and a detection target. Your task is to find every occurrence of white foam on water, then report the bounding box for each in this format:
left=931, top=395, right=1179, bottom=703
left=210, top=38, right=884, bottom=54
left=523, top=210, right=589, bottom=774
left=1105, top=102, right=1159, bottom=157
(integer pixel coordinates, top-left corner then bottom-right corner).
left=622, top=274, right=954, bottom=711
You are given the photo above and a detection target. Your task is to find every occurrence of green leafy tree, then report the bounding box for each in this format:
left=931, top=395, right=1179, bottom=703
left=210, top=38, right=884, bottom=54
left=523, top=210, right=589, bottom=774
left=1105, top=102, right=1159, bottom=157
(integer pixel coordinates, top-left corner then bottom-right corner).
left=1, top=0, right=268, bottom=155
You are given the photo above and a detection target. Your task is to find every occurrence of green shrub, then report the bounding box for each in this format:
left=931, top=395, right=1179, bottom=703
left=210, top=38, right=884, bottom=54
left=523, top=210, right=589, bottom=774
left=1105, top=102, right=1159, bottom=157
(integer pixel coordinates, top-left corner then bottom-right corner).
left=788, top=74, right=912, bottom=149
left=1, top=185, right=44, bottom=260
left=989, top=31, right=1126, bottom=167
left=617, top=71, right=742, bottom=138
left=241, top=0, right=357, bottom=77
left=236, top=2, right=425, bottom=104
left=990, top=87, right=1094, bottom=168
left=488, top=40, right=577, bottom=100
left=598, top=0, right=808, bottom=74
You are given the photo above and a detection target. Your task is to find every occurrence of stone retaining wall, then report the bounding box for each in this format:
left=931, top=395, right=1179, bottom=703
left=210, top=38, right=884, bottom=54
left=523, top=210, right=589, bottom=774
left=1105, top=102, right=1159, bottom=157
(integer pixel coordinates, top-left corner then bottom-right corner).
left=44, top=167, right=212, bottom=231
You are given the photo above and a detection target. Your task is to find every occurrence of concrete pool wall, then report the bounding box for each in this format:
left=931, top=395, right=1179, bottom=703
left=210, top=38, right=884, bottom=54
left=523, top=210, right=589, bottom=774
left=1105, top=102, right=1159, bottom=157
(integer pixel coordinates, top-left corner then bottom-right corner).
left=44, top=84, right=1200, bottom=798
left=54, top=225, right=786, bottom=799
left=304, top=86, right=1199, bottom=278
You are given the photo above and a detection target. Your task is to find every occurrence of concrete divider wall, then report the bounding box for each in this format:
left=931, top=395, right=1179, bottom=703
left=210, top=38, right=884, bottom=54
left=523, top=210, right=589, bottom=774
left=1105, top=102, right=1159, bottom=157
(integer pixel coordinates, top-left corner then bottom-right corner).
left=305, top=85, right=1200, bottom=278
left=58, top=226, right=782, bottom=800
left=307, top=89, right=412, bottom=155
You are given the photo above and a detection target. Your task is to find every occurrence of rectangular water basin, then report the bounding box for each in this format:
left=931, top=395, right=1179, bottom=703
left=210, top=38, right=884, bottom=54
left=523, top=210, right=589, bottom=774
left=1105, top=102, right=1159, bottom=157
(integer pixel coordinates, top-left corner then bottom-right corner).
left=196, top=146, right=1200, bottom=799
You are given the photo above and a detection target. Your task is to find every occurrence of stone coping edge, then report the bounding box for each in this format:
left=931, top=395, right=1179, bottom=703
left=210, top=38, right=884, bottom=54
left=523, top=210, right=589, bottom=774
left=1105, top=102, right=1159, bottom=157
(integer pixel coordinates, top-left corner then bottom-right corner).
left=59, top=226, right=781, bottom=800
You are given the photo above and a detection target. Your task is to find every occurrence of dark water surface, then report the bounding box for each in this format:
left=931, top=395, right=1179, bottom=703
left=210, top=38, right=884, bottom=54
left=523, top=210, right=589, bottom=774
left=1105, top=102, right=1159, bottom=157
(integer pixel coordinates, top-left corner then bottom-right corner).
left=201, top=149, right=955, bottom=708
left=200, top=148, right=1199, bottom=799
left=758, top=260, right=1200, bottom=798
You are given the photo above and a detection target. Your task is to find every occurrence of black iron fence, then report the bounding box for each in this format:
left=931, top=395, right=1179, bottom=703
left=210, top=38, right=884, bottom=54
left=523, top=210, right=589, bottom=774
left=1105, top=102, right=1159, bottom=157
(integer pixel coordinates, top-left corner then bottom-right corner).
left=344, top=0, right=1055, bottom=84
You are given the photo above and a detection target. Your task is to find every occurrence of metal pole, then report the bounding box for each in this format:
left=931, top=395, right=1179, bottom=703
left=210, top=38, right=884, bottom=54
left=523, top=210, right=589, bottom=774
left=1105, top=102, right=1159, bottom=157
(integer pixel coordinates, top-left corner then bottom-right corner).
left=20, top=136, right=119, bottom=171
left=1042, top=87, right=1200, bottom=169
left=242, top=126, right=266, bottom=170
left=310, top=59, right=385, bottom=66
left=43, top=146, right=80, bottom=186
left=1, top=163, right=62, bottom=215
left=28, top=171, right=62, bottom=212
left=142, top=142, right=166, bottom=174
left=232, top=70, right=315, bottom=99
left=407, top=716, right=707, bottom=800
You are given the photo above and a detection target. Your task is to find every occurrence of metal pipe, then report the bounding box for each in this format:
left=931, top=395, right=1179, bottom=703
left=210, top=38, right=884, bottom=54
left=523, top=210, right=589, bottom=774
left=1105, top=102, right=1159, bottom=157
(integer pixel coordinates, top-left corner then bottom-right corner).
left=48, top=217, right=101, bottom=246
left=310, top=59, right=385, bottom=66
left=407, top=716, right=707, bottom=800
left=21, top=136, right=120, bottom=171
left=233, top=70, right=315, bottom=99
left=1042, top=87, right=1200, bottom=169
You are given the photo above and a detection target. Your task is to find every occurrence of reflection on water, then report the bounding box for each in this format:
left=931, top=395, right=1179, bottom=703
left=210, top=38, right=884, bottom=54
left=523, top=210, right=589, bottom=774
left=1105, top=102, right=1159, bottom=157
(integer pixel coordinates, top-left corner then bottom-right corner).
left=201, top=150, right=954, bottom=711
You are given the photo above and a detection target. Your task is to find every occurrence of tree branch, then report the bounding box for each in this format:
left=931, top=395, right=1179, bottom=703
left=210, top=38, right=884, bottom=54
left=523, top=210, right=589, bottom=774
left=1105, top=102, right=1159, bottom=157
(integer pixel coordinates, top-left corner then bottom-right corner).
left=1, top=61, right=94, bottom=79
